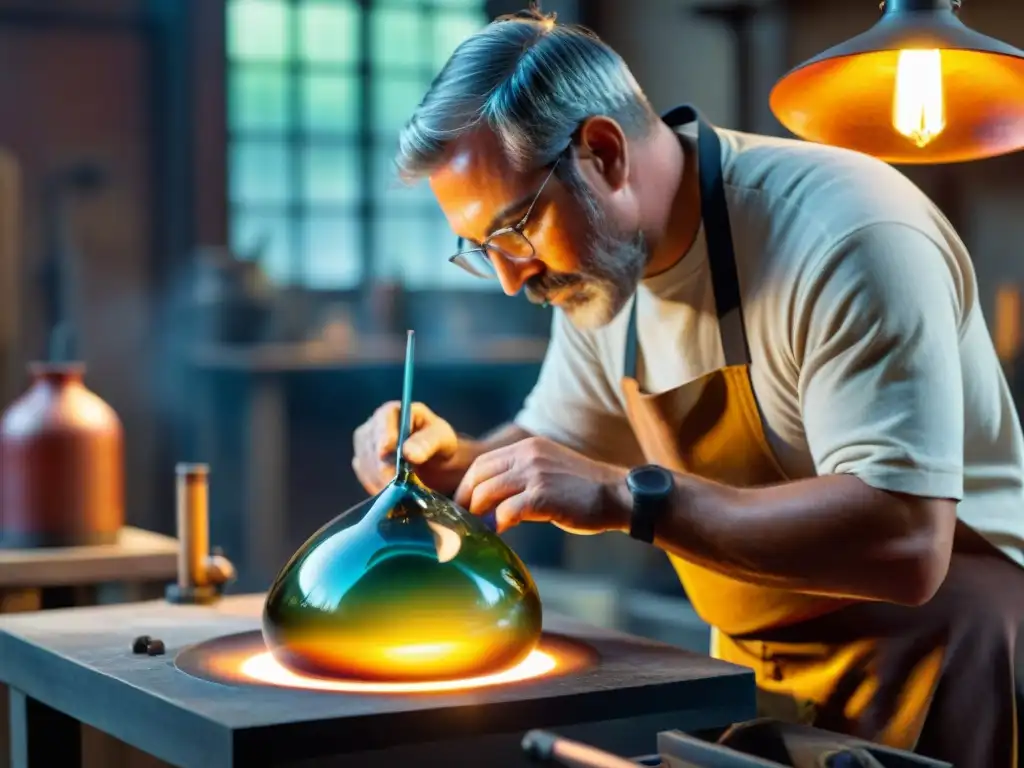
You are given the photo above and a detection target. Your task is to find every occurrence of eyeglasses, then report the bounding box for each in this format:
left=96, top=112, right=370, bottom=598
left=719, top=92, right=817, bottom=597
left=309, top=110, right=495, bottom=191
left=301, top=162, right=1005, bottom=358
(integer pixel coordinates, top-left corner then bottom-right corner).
left=448, top=155, right=563, bottom=279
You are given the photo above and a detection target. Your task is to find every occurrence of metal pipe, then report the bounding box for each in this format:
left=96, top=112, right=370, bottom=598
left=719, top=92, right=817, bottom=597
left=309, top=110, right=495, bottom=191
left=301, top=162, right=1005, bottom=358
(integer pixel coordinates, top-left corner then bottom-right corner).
left=167, top=462, right=234, bottom=605
left=176, top=463, right=209, bottom=590
left=521, top=731, right=640, bottom=768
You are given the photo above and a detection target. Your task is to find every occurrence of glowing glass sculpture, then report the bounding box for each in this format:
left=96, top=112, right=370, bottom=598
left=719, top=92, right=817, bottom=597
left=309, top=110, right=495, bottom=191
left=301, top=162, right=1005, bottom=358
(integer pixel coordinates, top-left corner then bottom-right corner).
left=262, top=332, right=543, bottom=682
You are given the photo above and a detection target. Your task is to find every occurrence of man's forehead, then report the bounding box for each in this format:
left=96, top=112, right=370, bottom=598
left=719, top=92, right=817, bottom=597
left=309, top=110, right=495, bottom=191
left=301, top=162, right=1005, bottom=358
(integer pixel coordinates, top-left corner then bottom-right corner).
left=429, top=130, right=534, bottom=239
left=440, top=128, right=515, bottom=178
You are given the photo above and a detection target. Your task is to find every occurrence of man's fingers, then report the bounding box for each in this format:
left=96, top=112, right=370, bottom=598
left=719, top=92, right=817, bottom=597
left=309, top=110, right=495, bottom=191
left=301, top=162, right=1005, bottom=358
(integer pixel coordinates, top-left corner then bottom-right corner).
left=493, top=493, right=541, bottom=533
left=379, top=402, right=437, bottom=458
left=402, top=420, right=451, bottom=464
left=409, top=402, right=437, bottom=424
left=467, top=472, right=523, bottom=516
left=454, top=447, right=516, bottom=508
left=377, top=402, right=401, bottom=457
left=495, top=486, right=555, bottom=532
left=358, top=400, right=446, bottom=494
left=351, top=456, right=385, bottom=495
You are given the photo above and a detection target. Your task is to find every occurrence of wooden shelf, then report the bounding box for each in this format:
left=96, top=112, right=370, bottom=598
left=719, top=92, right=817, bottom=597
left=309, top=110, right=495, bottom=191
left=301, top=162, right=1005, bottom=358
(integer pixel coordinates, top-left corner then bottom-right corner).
left=0, top=527, right=178, bottom=589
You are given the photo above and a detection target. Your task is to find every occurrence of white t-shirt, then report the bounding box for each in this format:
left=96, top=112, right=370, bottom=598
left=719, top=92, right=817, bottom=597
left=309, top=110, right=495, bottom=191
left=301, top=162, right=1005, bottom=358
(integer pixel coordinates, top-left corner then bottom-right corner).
left=515, top=124, right=1024, bottom=556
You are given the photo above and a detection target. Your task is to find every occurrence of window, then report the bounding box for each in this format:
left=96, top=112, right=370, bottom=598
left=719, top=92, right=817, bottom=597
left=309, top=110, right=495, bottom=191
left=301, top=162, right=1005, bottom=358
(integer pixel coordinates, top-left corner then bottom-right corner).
left=226, top=0, right=494, bottom=290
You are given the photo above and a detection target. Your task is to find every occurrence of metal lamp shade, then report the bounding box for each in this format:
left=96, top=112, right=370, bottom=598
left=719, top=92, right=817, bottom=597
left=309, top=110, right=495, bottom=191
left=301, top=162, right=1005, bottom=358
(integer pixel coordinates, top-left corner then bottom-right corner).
left=769, top=1, right=1024, bottom=164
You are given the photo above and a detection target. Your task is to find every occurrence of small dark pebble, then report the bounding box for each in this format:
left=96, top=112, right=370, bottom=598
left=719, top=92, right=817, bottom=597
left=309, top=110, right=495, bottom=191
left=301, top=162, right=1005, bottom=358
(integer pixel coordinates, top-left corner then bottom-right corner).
left=132, top=635, right=151, bottom=654
left=146, top=639, right=166, bottom=656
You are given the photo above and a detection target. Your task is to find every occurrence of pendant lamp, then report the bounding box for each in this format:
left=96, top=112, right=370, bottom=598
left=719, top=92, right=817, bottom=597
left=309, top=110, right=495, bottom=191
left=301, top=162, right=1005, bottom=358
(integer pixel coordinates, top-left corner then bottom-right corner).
left=769, top=0, right=1024, bottom=164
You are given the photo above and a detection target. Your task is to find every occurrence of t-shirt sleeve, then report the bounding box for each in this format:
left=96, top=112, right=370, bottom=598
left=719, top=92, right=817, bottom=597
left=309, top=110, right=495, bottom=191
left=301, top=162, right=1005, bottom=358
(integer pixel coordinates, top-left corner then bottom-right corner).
left=515, top=309, right=643, bottom=467
left=796, top=222, right=965, bottom=500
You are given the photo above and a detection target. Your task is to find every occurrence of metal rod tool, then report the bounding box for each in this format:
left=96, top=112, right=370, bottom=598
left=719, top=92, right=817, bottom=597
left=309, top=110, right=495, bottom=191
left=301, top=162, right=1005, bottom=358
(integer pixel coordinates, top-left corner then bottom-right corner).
left=394, top=330, right=416, bottom=478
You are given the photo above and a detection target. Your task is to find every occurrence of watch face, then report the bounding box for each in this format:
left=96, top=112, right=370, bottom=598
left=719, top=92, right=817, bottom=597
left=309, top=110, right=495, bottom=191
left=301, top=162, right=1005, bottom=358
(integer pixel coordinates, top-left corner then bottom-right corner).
left=629, top=465, right=673, bottom=496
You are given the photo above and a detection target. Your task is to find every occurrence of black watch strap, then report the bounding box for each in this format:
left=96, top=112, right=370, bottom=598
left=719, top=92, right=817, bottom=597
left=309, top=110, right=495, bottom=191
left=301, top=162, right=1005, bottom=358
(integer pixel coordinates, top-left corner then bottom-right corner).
left=626, top=465, right=674, bottom=544
left=629, top=499, right=660, bottom=543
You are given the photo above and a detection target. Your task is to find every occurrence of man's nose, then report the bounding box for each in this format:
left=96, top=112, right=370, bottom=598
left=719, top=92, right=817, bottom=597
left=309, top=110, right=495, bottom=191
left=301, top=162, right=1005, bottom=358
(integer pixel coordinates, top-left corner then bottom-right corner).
left=493, top=255, right=543, bottom=296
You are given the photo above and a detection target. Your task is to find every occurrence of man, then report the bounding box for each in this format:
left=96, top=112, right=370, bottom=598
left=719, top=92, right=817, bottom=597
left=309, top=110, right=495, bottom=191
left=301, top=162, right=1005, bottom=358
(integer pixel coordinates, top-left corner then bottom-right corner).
left=352, top=9, right=1024, bottom=766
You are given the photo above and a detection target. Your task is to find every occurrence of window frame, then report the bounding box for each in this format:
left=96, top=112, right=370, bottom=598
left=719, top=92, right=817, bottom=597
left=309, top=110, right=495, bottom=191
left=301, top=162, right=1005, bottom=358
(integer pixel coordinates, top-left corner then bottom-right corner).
left=225, top=0, right=494, bottom=292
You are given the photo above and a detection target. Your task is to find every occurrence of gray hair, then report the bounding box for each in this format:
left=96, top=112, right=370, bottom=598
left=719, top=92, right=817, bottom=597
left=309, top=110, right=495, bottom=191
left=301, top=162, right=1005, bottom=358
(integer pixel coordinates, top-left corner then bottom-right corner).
left=395, top=8, right=658, bottom=182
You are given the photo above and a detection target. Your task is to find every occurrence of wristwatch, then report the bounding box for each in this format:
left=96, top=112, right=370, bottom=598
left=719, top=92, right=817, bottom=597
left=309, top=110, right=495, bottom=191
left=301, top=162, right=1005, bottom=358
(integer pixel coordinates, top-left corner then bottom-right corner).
left=626, top=465, right=675, bottom=543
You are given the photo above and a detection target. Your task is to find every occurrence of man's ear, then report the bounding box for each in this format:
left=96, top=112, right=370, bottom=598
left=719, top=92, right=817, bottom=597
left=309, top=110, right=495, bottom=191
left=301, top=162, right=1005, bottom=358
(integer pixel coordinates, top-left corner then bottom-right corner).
left=575, top=116, right=629, bottom=192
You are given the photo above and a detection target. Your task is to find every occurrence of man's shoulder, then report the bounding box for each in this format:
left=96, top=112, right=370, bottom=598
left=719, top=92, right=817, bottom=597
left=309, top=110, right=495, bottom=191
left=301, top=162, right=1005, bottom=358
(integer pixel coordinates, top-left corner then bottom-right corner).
left=720, top=129, right=940, bottom=241
left=717, top=130, right=962, bottom=288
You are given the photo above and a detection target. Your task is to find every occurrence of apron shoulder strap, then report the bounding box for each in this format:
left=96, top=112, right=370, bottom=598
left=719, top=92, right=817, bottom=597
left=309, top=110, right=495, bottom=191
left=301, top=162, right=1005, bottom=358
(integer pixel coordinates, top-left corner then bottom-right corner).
left=624, top=106, right=751, bottom=383
left=697, top=117, right=751, bottom=368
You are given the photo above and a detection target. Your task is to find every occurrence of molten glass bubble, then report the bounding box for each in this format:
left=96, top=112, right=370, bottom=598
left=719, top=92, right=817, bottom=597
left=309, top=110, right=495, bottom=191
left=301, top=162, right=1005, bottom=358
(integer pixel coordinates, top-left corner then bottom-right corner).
left=262, top=467, right=543, bottom=682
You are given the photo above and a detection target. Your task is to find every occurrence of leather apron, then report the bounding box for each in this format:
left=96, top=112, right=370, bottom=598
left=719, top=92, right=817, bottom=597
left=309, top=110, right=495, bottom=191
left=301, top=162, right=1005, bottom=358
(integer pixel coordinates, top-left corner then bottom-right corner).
left=620, top=105, right=1024, bottom=768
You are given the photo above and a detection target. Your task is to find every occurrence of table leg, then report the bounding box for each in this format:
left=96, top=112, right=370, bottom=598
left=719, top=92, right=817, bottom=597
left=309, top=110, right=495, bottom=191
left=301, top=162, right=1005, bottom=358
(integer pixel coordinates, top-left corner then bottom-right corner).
left=245, top=375, right=288, bottom=589
left=8, top=688, right=81, bottom=768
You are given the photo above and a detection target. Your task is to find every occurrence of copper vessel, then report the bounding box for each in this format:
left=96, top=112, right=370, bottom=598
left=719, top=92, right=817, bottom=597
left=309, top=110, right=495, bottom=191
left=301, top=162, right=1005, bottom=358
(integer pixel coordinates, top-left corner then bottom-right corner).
left=0, top=362, right=124, bottom=548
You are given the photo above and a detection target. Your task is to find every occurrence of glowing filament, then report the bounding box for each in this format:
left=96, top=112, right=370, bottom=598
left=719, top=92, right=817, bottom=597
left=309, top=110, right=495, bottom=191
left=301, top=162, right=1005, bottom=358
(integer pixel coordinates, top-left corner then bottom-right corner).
left=893, top=49, right=946, bottom=149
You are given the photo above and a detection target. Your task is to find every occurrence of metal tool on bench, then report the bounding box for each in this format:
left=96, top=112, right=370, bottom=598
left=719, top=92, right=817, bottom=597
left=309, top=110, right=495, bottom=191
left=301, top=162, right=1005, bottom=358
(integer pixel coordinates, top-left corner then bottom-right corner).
left=522, top=721, right=954, bottom=768
left=523, top=729, right=641, bottom=768
left=165, top=463, right=236, bottom=605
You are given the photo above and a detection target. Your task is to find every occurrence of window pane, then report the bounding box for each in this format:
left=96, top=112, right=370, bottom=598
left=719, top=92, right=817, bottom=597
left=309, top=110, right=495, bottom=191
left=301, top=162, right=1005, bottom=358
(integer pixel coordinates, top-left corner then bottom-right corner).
left=371, top=7, right=424, bottom=69
left=299, top=1, right=359, bottom=65
left=375, top=210, right=497, bottom=289
left=230, top=141, right=292, bottom=204
left=372, top=76, right=428, bottom=136
left=423, top=213, right=499, bottom=290
left=231, top=209, right=295, bottom=284
left=373, top=143, right=434, bottom=206
left=230, top=67, right=290, bottom=131
left=374, top=212, right=434, bottom=285
left=305, top=215, right=362, bottom=288
left=432, top=11, right=486, bottom=73
left=302, top=146, right=359, bottom=203
left=302, top=75, right=359, bottom=134
left=227, top=0, right=291, bottom=61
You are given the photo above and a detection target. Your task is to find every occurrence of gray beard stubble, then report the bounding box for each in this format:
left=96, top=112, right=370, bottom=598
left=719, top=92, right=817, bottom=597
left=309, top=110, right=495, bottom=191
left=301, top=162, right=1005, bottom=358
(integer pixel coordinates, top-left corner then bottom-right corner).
left=524, top=162, right=648, bottom=329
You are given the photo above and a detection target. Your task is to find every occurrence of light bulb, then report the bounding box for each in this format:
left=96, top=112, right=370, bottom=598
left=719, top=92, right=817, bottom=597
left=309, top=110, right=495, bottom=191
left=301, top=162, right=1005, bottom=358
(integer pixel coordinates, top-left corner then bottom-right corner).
left=892, top=49, right=947, bottom=149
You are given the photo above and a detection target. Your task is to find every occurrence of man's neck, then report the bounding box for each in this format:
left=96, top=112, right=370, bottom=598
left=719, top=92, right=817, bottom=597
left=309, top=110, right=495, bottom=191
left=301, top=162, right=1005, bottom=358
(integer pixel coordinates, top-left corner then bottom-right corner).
left=638, top=122, right=702, bottom=279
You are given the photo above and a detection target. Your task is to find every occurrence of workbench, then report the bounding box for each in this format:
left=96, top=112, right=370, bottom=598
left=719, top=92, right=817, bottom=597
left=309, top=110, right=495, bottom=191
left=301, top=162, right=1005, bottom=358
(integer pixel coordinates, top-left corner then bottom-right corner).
left=0, top=594, right=756, bottom=768
left=0, top=526, right=179, bottom=768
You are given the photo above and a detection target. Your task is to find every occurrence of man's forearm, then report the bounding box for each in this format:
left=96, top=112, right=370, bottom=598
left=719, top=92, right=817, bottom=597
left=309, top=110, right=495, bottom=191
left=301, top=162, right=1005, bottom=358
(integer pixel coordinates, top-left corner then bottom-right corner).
left=649, top=473, right=957, bottom=606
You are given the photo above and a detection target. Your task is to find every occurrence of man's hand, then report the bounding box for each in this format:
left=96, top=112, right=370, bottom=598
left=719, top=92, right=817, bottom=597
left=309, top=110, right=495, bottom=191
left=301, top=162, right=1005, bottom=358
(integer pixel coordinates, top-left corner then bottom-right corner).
left=453, top=437, right=631, bottom=534
left=352, top=401, right=461, bottom=495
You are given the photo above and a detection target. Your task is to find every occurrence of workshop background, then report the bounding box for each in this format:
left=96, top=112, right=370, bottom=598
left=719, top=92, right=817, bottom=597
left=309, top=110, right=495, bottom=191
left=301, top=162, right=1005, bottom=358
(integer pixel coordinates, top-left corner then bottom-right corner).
left=1, top=0, right=1023, bottom=657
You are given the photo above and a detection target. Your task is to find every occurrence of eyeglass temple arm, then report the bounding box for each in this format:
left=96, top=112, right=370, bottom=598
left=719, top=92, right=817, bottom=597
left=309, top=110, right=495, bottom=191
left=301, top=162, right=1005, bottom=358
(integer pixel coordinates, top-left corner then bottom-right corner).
left=515, top=155, right=563, bottom=230
left=453, top=150, right=566, bottom=248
